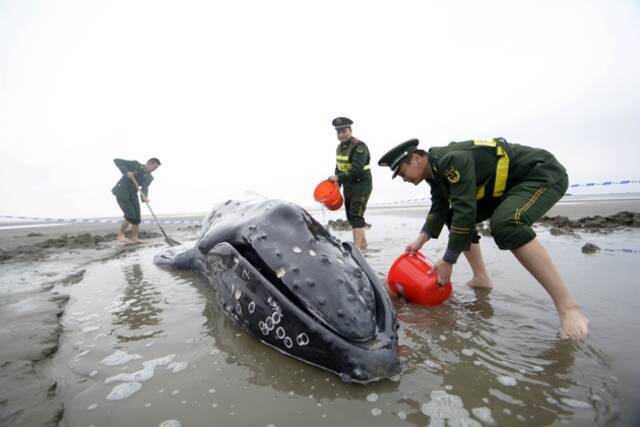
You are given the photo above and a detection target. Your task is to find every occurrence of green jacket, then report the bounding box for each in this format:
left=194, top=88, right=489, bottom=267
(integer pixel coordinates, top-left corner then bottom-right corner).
left=111, top=159, right=154, bottom=201
left=334, top=137, right=372, bottom=192
left=422, top=138, right=566, bottom=252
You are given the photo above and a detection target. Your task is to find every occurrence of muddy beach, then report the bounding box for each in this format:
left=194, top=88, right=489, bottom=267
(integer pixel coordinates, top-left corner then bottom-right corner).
left=0, top=223, right=200, bottom=427
left=1, top=197, right=640, bottom=427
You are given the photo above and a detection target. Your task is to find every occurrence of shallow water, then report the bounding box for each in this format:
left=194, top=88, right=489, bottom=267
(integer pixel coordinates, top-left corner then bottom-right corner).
left=49, top=212, right=640, bottom=426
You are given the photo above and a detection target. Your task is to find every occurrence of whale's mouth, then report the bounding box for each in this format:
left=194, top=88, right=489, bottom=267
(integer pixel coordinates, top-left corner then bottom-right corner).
left=229, top=242, right=377, bottom=343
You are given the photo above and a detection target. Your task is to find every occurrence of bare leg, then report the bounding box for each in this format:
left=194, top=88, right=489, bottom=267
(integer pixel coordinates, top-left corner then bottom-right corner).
left=117, top=220, right=131, bottom=242
left=463, top=243, right=494, bottom=288
left=130, top=224, right=146, bottom=244
left=512, top=238, right=589, bottom=339
left=353, top=227, right=368, bottom=250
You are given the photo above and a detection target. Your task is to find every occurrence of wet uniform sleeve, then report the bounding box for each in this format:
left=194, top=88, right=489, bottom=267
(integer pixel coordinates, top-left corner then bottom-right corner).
left=113, top=159, right=138, bottom=175
left=140, top=174, right=153, bottom=201
left=438, top=152, right=477, bottom=253
left=338, top=144, right=369, bottom=185
left=421, top=185, right=449, bottom=238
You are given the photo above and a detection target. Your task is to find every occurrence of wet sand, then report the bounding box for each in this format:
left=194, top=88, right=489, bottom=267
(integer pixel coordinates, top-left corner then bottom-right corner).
left=0, top=223, right=199, bottom=427
left=1, top=199, right=640, bottom=426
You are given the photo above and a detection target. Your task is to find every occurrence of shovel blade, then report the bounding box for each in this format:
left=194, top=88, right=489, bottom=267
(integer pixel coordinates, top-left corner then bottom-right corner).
left=165, top=237, right=182, bottom=246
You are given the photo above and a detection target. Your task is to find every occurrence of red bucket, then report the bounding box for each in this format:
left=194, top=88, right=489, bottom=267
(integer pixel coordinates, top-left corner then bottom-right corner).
left=313, top=179, right=344, bottom=211
left=387, top=251, right=452, bottom=306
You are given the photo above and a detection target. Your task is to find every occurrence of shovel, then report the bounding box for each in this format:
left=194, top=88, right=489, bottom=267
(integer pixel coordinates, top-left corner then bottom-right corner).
left=129, top=175, right=181, bottom=246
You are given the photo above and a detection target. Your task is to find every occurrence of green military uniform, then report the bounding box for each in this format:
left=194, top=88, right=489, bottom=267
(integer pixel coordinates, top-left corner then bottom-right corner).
left=380, top=138, right=567, bottom=261
left=334, top=137, right=373, bottom=228
left=112, top=159, right=154, bottom=225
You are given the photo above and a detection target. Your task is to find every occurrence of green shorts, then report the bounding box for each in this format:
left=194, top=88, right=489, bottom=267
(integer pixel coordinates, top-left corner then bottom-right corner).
left=445, top=171, right=568, bottom=250
left=115, top=193, right=141, bottom=225
left=344, top=190, right=371, bottom=228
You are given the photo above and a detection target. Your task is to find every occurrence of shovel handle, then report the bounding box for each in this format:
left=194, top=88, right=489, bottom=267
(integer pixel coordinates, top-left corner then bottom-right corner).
left=128, top=175, right=147, bottom=199
left=127, top=174, right=180, bottom=245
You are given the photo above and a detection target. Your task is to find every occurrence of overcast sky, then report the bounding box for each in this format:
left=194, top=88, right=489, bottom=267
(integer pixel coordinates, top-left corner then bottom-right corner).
left=1, top=0, right=639, bottom=218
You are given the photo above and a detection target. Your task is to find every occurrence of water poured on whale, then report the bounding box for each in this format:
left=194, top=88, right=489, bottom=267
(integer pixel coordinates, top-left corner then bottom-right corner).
left=154, top=196, right=401, bottom=383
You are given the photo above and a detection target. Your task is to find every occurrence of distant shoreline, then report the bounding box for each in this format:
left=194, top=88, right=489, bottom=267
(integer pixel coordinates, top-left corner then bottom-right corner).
left=2, top=192, right=640, bottom=231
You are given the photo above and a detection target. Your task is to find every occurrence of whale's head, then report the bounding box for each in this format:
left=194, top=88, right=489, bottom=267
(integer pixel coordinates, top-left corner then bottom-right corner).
left=155, top=196, right=400, bottom=382
left=197, top=198, right=380, bottom=343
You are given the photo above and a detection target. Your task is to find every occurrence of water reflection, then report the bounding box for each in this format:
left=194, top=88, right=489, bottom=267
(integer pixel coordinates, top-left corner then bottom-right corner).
left=190, top=275, right=401, bottom=400
left=397, top=289, right=617, bottom=426
left=112, top=263, right=163, bottom=341
left=153, top=238, right=619, bottom=426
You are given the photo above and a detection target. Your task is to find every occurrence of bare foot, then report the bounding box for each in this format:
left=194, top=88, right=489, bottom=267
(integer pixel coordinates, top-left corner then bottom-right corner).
left=559, top=307, right=589, bottom=340
left=465, top=275, right=494, bottom=289
left=128, top=239, right=146, bottom=245
left=116, top=234, right=131, bottom=243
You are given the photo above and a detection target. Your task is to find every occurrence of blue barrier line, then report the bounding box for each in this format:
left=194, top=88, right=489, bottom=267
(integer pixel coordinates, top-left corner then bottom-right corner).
left=4, top=179, right=638, bottom=222
left=0, top=215, right=202, bottom=225
left=569, top=179, right=640, bottom=188
left=602, top=248, right=640, bottom=254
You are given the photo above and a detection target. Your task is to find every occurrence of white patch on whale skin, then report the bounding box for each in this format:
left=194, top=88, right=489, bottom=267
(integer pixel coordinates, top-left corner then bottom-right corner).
left=259, top=321, right=268, bottom=335
left=271, top=311, right=281, bottom=324
left=292, top=246, right=302, bottom=253
left=308, top=249, right=317, bottom=256
left=276, top=268, right=286, bottom=278
left=296, top=333, right=309, bottom=346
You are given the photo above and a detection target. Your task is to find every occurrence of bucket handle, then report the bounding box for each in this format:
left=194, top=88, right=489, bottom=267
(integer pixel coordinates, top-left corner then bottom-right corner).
left=403, top=250, right=435, bottom=267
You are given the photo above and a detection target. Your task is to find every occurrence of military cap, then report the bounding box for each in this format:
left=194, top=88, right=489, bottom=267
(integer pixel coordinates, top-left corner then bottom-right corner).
left=378, top=138, right=420, bottom=178
left=332, top=117, right=353, bottom=129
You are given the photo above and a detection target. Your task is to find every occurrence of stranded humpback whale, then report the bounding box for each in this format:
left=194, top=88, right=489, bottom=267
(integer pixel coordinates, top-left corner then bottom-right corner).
left=154, top=197, right=401, bottom=383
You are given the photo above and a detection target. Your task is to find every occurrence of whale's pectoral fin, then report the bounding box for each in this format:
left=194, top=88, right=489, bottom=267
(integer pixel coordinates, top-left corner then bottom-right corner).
left=154, top=246, right=204, bottom=271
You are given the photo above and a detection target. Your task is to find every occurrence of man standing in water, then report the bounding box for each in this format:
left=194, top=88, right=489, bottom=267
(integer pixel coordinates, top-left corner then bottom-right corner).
left=328, top=117, right=373, bottom=250
left=378, top=138, right=589, bottom=339
left=112, top=157, right=161, bottom=244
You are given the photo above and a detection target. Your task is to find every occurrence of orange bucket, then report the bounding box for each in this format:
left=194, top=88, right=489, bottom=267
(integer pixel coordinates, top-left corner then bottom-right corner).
left=387, top=251, right=452, bottom=306
left=313, top=179, right=344, bottom=211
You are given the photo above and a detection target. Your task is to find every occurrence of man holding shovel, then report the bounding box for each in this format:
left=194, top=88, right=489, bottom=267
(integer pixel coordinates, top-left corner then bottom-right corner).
left=112, top=157, right=161, bottom=243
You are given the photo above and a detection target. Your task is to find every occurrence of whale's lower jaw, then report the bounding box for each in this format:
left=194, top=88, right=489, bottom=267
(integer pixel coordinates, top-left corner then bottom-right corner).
left=206, top=242, right=401, bottom=384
